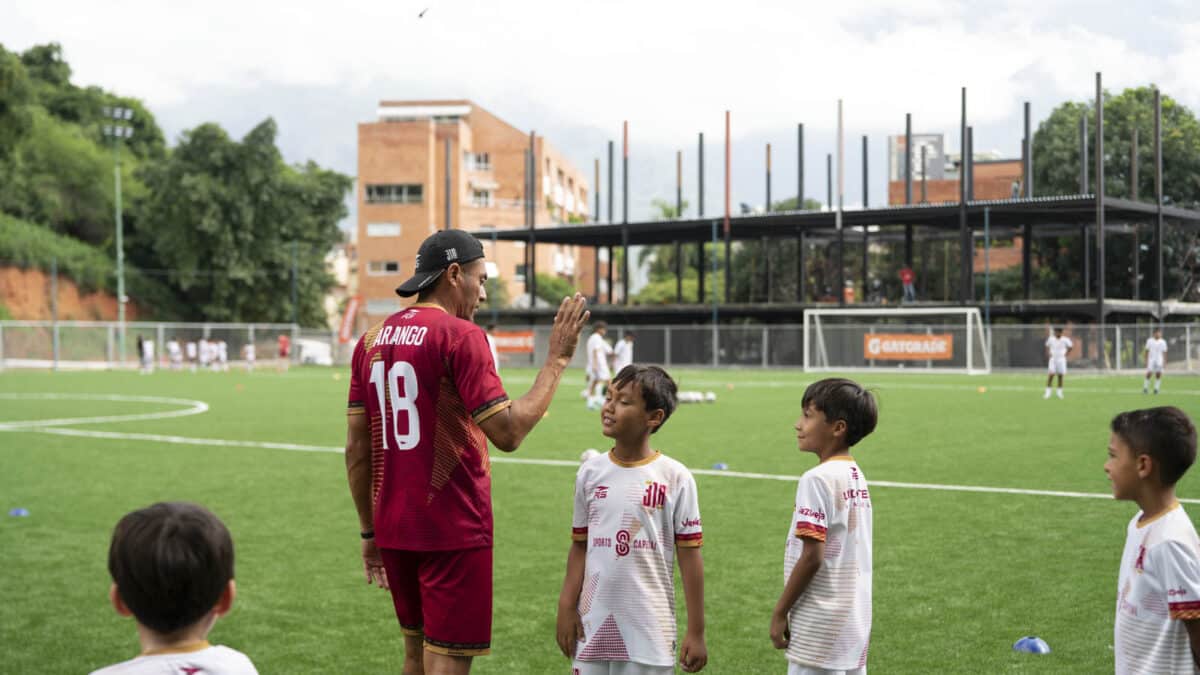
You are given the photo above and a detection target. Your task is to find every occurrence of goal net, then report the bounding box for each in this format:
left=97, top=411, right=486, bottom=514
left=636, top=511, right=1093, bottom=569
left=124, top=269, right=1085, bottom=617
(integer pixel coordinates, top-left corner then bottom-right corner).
left=803, top=307, right=991, bottom=375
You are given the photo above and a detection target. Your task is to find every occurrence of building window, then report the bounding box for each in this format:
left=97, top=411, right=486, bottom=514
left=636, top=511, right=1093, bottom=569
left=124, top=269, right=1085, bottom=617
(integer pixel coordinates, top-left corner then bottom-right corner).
left=514, top=263, right=527, bottom=282
left=366, top=222, right=401, bottom=237
left=368, top=261, right=401, bottom=276
left=366, top=184, right=423, bottom=204
left=471, top=189, right=493, bottom=207
left=464, top=151, right=491, bottom=171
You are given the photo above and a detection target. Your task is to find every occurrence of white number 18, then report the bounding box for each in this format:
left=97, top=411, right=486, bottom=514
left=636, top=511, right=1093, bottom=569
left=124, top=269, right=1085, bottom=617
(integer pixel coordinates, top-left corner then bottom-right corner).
left=369, top=360, right=420, bottom=450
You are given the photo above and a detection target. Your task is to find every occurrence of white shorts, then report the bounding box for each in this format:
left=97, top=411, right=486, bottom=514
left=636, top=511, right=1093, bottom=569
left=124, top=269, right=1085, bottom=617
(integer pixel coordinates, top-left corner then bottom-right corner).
left=572, top=660, right=673, bottom=675
left=1147, top=358, right=1165, bottom=374
left=588, top=367, right=612, bottom=382
left=1047, top=357, right=1067, bottom=375
left=788, top=662, right=866, bottom=675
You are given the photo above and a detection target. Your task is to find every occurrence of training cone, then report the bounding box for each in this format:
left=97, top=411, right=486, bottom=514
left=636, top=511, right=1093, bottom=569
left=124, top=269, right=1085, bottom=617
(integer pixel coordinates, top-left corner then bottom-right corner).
left=712, top=462, right=729, bottom=470
left=1012, top=636, right=1051, bottom=654
left=9, top=508, right=30, bottom=517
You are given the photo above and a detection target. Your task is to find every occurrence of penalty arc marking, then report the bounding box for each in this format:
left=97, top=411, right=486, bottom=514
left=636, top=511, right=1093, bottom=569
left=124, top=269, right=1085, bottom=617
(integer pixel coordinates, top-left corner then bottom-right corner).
left=0, top=392, right=1192, bottom=505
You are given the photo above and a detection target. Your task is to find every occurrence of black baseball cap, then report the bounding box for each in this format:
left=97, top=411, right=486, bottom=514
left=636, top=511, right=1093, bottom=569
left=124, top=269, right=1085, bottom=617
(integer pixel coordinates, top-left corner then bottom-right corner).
left=395, top=229, right=486, bottom=297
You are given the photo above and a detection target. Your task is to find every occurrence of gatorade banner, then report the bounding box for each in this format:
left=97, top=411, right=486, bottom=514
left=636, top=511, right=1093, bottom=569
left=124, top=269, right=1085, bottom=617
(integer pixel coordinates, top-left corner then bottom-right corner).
left=863, top=333, right=953, bottom=360
left=493, top=330, right=535, bottom=353
left=338, top=296, right=361, bottom=344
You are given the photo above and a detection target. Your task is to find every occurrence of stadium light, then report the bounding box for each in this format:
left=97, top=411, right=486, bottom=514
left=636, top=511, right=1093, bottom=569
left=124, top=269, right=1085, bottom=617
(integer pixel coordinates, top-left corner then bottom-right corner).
left=103, top=106, right=133, bottom=365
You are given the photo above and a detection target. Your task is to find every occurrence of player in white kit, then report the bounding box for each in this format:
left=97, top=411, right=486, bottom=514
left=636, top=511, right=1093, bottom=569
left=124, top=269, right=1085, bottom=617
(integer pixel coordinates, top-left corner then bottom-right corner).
left=185, top=340, right=198, bottom=373
left=771, top=378, right=878, bottom=675
left=1044, top=326, right=1073, bottom=399
left=1104, top=407, right=1200, bottom=674
left=585, top=322, right=614, bottom=410
left=1144, top=328, right=1168, bottom=395
left=166, top=338, right=183, bottom=371
left=558, top=365, right=707, bottom=674
left=613, top=332, right=635, bottom=373
left=242, top=342, right=256, bottom=372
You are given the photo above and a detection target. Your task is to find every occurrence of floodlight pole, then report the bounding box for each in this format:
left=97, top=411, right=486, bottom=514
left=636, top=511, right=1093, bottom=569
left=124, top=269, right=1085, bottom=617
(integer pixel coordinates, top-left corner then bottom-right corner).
left=105, top=107, right=132, bottom=366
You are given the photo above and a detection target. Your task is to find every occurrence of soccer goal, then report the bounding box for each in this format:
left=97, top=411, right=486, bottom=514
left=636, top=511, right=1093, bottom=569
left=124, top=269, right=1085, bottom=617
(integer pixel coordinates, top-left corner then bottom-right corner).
left=803, top=307, right=991, bottom=375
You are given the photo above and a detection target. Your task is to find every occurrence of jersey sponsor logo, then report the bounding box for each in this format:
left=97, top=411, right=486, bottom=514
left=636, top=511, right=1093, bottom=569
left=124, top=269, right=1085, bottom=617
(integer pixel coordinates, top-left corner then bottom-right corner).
left=1169, top=588, right=1189, bottom=597
left=797, top=506, right=826, bottom=522
left=1135, top=545, right=1146, bottom=574
left=594, top=485, right=609, bottom=499
left=616, top=529, right=631, bottom=557
left=682, top=517, right=702, bottom=528
left=850, top=466, right=859, bottom=479
left=592, top=536, right=612, bottom=548
left=842, top=488, right=871, bottom=502
left=642, top=481, right=667, bottom=509
left=374, top=325, right=428, bottom=348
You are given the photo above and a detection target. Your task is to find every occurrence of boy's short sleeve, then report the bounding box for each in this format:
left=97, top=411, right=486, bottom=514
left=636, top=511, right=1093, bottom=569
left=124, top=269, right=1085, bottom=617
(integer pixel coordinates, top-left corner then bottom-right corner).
left=571, top=466, right=589, bottom=542
left=449, top=327, right=510, bottom=424
left=673, top=469, right=703, bottom=548
left=793, top=474, right=832, bottom=542
left=1065, top=337, right=1074, bottom=349
left=1159, top=540, right=1200, bottom=620
left=1044, top=336, right=1053, bottom=348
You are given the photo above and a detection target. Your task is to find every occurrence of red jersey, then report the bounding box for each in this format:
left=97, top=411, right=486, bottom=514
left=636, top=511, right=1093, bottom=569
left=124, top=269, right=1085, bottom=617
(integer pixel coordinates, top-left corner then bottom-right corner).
left=278, top=334, right=291, bottom=357
left=347, top=303, right=510, bottom=551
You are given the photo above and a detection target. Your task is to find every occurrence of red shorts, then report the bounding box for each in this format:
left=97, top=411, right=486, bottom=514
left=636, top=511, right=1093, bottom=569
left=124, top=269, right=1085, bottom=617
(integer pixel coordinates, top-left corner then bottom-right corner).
left=380, top=547, right=493, bottom=656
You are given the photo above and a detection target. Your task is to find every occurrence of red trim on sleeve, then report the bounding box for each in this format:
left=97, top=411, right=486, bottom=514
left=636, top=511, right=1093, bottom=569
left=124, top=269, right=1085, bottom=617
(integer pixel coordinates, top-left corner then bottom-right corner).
left=571, top=527, right=588, bottom=542
left=675, top=531, right=703, bottom=548
left=794, top=524, right=827, bottom=541
left=1170, top=600, right=1200, bottom=619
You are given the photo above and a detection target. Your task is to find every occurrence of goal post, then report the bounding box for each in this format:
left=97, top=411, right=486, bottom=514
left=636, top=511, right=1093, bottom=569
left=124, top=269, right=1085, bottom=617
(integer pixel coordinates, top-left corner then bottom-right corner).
left=803, top=307, right=991, bottom=375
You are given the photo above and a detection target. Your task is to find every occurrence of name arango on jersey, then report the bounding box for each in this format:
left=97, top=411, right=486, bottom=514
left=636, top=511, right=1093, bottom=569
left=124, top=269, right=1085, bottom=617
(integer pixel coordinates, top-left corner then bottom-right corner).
left=372, top=325, right=429, bottom=348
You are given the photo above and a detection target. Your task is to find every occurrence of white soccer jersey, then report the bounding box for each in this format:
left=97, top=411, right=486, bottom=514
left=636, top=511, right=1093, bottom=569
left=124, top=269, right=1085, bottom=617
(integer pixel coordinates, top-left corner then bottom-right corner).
left=486, top=334, right=500, bottom=373
left=141, top=340, right=154, bottom=360
left=167, top=341, right=182, bottom=361
left=784, top=456, right=872, bottom=671
left=198, top=342, right=212, bottom=365
left=1046, top=335, right=1073, bottom=359
left=613, top=340, right=633, bottom=373
left=217, top=341, right=228, bottom=363
left=587, top=333, right=613, bottom=377
left=90, top=644, right=258, bottom=675
left=570, top=451, right=703, bottom=667
left=244, top=344, right=256, bottom=362
left=1115, top=504, right=1200, bottom=674
left=185, top=342, right=197, bottom=360
left=1146, top=338, right=1168, bottom=364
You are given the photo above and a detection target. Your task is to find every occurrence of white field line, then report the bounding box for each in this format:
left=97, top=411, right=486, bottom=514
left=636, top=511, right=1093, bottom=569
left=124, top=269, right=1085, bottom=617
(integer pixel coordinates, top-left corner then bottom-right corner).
left=0, top=393, right=209, bottom=430
left=7, top=423, right=1197, bottom=505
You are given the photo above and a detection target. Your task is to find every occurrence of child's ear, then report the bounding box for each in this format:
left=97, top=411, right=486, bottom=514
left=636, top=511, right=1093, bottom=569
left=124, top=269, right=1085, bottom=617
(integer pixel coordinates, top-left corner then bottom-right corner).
left=110, top=584, right=132, bottom=617
left=647, top=408, right=665, bottom=431
left=1136, top=453, right=1155, bottom=480
left=831, top=419, right=848, bottom=438
left=214, top=580, right=236, bottom=617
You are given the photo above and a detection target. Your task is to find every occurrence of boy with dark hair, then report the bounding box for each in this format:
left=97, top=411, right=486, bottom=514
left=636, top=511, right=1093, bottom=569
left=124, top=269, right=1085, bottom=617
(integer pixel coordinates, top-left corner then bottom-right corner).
left=771, top=377, right=878, bottom=675
left=558, top=365, right=708, bottom=674
left=1106, top=406, right=1200, bottom=672
left=92, top=501, right=257, bottom=674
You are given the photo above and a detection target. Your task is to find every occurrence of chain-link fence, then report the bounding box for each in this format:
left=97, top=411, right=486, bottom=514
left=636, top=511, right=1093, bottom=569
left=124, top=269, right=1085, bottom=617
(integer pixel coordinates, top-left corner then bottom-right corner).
left=4, top=320, right=1200, bottom=374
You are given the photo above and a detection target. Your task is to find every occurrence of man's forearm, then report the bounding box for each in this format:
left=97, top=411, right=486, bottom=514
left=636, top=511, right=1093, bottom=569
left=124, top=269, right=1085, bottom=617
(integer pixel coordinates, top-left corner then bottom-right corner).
left=508, top=358, right=569, bottom=439
left=345, top=421, right=374, bottom=531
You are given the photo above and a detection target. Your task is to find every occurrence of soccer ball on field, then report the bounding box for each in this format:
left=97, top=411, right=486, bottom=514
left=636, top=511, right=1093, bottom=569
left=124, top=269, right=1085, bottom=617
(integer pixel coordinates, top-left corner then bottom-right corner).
left=705, top=391, right=716, bottom=403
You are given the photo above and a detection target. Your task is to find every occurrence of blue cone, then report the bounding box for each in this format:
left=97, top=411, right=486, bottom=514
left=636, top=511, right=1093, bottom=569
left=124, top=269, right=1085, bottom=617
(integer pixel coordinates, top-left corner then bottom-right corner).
left=712, top=462, right=729, bottom=470
left=8, top=508, right=30, bottom=517
left=1012, top=636, right=1050, bottom=654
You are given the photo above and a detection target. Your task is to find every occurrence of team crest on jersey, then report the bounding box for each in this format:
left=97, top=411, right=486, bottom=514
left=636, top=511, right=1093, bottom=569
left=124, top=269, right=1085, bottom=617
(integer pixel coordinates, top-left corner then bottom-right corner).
left=642, top=481, right=667, bottom=509
left=593, top=485, right=609, bottom=499
left=1135, top=545, right=1146, bottom=574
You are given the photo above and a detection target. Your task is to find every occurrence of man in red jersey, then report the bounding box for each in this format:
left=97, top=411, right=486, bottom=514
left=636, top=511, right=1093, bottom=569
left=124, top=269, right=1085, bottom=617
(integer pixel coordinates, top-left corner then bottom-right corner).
left=344, top=229, right=588, bottom=675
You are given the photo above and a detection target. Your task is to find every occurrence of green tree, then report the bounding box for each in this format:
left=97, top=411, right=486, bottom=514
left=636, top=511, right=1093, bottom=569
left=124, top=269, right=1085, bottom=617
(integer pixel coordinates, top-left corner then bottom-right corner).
left=483, top=276, right=510, bottom=308
left=1031, top=86, right=1200, bottom=300
left=0, top=45, right=34, bottom=161
left=534, top=272, right=575, bottom=305
left=135, top=119, right=352, bottom=325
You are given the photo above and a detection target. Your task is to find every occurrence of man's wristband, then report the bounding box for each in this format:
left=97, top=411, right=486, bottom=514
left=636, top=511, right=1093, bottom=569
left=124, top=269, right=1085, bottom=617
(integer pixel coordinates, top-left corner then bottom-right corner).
left=360, top=530, right=375, bottom=540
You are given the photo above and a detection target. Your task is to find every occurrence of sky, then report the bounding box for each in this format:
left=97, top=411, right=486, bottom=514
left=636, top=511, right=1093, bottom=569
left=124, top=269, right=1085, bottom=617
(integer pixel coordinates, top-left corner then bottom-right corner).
left=5, top=0, right=1200, bottom=228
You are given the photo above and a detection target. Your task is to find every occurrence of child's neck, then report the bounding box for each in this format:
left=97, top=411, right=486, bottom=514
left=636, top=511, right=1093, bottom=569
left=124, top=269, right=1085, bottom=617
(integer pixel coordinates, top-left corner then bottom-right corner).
left=137, top=615, right=214, bottom=656
left=1136, top=485, right=1179, bottom=523
left=812, top=444, right=852, bottom=463
left=612, top=436, right=655, bottom=464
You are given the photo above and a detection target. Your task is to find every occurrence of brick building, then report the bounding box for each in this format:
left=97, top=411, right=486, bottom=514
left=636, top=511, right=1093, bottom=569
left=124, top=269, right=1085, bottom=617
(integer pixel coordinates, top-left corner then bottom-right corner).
left=356, top=100, right=596, bottom=322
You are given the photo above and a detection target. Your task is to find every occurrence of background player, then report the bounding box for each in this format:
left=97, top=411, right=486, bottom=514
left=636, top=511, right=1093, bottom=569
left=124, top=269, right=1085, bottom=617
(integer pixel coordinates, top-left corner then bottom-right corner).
left=91, top=502, right=257, bottom=675
left=613, top=331, right=635, bottom=373
left=557, top=365, right=707, bottom=674
left=585, top=322, right=613, bottom=410
left=1044, top=326, right=1073, bottom=399
left=277, top=333, right=290, bottom=372
left=1105, top=407, right=1200, bottom=672
left=166, top=336, right=183, bottom=371
left=485, top=323, right=500, bottom=373
left=1144, top=328, right=1168, bottom=394
left=771, top=378, right=878, bottom=675
left=344, top=229, right=589, bottom=675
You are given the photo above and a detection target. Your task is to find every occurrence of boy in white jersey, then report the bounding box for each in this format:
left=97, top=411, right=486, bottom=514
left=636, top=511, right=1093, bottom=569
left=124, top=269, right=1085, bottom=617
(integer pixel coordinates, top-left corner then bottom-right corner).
left=91, top=501, right=257, bottom=675
left=1044, top=326, right=1073, bottom=399
left=613, top=332, right=635, bottom=373
left=771, top=377, right=878, bottom=675
left=1144, top=328, right=1168, bottom=394
left=585, top=322, right=615, bottom=410
left=166, top=338, right=183, bottom=371
left=558, top=364, right=708, bottom=674
left=1105, top=406, right=1200, bottom=673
